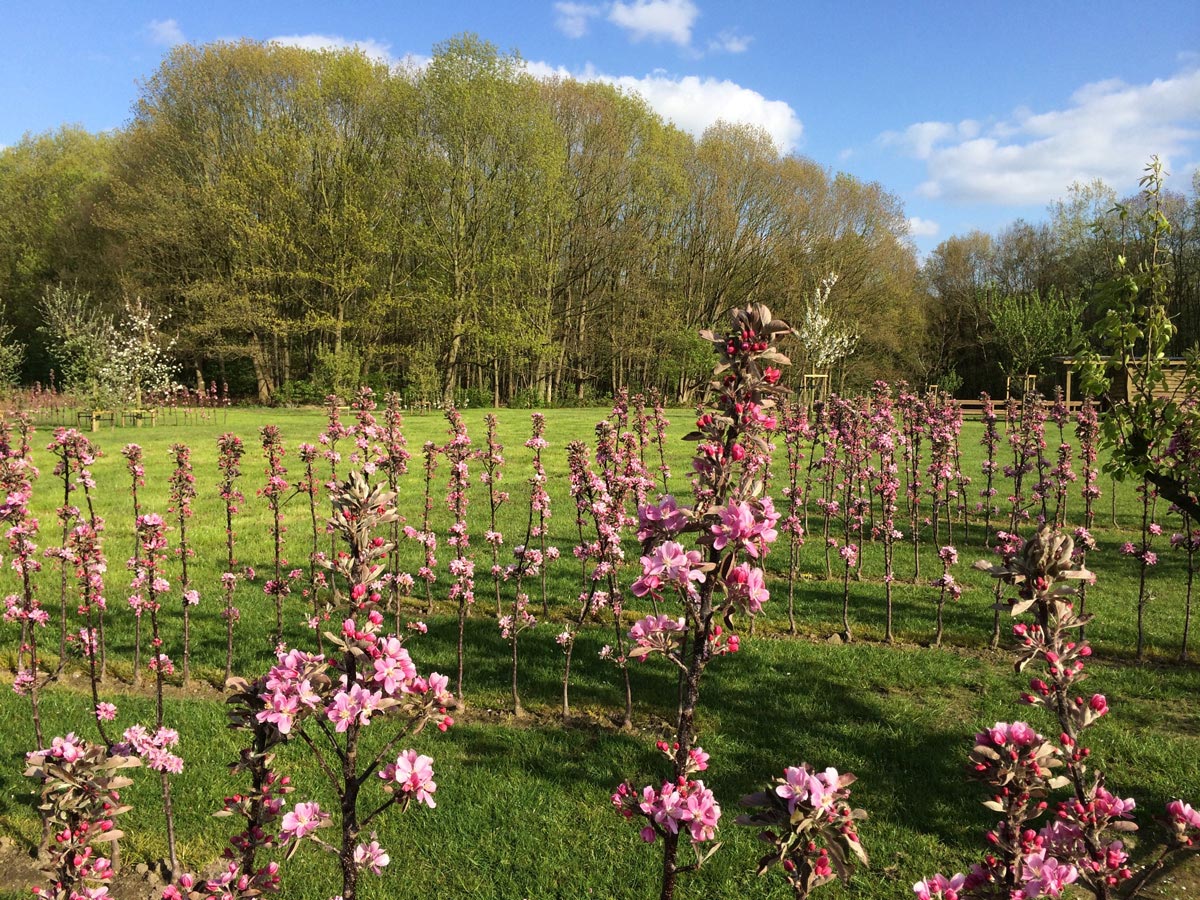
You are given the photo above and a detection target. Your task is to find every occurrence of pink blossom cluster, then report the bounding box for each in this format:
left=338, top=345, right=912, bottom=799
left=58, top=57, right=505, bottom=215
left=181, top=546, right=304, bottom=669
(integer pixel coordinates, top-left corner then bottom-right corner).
left=117, top=724, right=183, bottom=773
left=121, top=442, right=145, bottom=488
left=352, top=837, right=390, bottom=875
left=710, top=497, right=779, bottom=558
left=443, top=407, right=475, bottom=611
left=636, top=494, right=689, bottom=542
left=649, top=388, right=671, bottom=490
left=25, top=732, right=131, bottom=900
left=627, top=614, right=686, bottom=659
left=319, top=395, right=350, bottom=476
left=775, top=765, right=843, bottom=814
left=498, top=593, right=537, bottom=640
left=734, top=761, right=867, bottom=894
left=378, top=391, right=411, bottom=480
left=257, top=648, right=328, bottom=735
left=163, top=861, right=282, bottom=900
left=611, top=778, right=721, bottom=844
left=724, top=562, right=769, bottom=615
left=348, top=387, right=383, bottom=474
left=630, top=541, right=706, bottom=599
left=1167, top=800, right=1200, bottom=846
left=280, top=800, right=329, bottom=842
left=379, top=749, right=437, bottom=808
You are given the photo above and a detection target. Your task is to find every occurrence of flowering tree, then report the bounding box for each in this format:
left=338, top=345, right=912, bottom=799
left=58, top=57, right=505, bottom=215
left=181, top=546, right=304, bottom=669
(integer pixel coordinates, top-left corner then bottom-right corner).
left=650, top=388, right=672, bottom=494
left=526, top=413, right=553, bottom=614
left=409, top=440, right=439, bottom=613
left=2, top=427, right=47, bottom=748
left=930, top=545, right=961, bottom=646
left=979, top=393, right=1000, bottom=545
left=796, top=273, right=858, bottom=385
left=296, top=442, right=326, bottom=650
left=67, top=516, right=112, bottom=748
left=129, top=512, right=182, bottom=875
left=259, top=426, right=291, bottom=648
left=168, top=443, right=198, bottom=685
left=616, top=303, right=791, bottom=899
left=1074, top=398, right=1101, bottom=635
left=217, top=434, right=245, bottom=683
left=562, top=436, right=634, bottom=728
left=379, top=392, right=411, bottom=626
left=47, top=430, right=106, bottom=682
left=163, top=682, right=289, bottom=900
left=39, top=290, right=178, bottom=410
left=915, top=528, right=1200, bottom=898
left=480, top=413, right=508, bottom=616
left=252, top=472, right=453, bottom=900
left=122, top=443, right=146, bottom=680
left=24, top=734, right=139, bottom=900
left=868, top=384, right=901, bottom=642
left=735, top=763, right=868, bottom=898
left=779, top=399, right=808, bottom=634
left=443, top=407, right=474, bottom=707
left=320, top=394, right=350, bottom=590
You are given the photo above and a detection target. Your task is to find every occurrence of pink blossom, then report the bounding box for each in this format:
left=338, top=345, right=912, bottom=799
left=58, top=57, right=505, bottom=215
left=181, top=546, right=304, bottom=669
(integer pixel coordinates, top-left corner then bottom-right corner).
left=1167, top=799, right=1200, bottom=839
left=637, top=495, right=689, bottom=540
left=1021, top=849, right=1078, bottom=898
left=373, top=637, right=417, bottom=694
left=913, top=873, right=966, bottom=900
left=353, top=839, right=390, bottom=875
left=280, top=801, right=328, bottom=842
left=631, top=541, right=705, bottom=598
left=683, top=783, right=721, bottom=841
left=382, top=750, right=437, bottom=808
left=725, top=563, right=769, bottom=614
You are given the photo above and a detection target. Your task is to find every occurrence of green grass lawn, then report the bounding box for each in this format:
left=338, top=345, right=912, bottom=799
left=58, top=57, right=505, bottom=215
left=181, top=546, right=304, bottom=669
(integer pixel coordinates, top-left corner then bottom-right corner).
left=0, top=405, right=1197, bottom=898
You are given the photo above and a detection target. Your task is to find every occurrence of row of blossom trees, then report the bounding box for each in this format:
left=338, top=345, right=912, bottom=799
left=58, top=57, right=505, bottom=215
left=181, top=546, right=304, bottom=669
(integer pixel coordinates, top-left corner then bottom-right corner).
left=5, top=299, right=1200, bottom=899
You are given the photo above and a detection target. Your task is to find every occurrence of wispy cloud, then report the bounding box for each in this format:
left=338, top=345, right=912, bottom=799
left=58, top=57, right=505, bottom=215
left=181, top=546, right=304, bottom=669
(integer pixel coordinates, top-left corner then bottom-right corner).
left=146, top=18, right=185, bottom=47
left=524, top=60, right=802, bottom=153
left=906, top=216, right=940, bottom=238
left=707, top=30, right=751, bottom=54
left=268, top=33, right=402, bottom=66
left=554, top=2, right=603, bottom=38
left=881, top=68, right=1200, bottom=205
left=608, top=0, right=699, bottom=46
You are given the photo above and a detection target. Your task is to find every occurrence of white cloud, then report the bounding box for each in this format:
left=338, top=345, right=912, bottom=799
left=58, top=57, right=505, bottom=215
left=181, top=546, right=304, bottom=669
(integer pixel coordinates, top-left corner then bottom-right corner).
left=555, top=2, right=603, bottom=38
left=883, top=69, right=1200, bottom=205
left=523, top=60, right=802, bottom=153
left=906, top=216, right=940, bottom=238
left=146, top=18, right=184, bottom=47
left=608, top=0, right=698, bottom=46
left=707, top=30, right=751, bottom=54
left=880, top=120, right=979, bottom=159
left=269, top=33, right=398, bottom=66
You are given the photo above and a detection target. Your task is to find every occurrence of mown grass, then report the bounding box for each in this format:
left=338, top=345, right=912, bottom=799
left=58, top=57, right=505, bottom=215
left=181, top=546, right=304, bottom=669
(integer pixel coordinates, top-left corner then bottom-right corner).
left=0, top=405, right=1197, bottom=899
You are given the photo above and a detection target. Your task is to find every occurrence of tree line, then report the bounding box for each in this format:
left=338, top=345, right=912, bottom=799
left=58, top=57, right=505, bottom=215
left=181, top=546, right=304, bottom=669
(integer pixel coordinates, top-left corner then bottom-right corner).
left=0, top=34, right=1197, bottom=405
left=924, top=175, right=1200, bottom=397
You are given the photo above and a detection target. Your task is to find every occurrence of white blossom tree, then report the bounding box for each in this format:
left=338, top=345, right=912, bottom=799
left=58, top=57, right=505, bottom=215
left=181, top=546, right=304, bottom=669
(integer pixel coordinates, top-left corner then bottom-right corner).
left=795, top=273, right=858, bottom=394
left=40, top=287, right=177, bottom=408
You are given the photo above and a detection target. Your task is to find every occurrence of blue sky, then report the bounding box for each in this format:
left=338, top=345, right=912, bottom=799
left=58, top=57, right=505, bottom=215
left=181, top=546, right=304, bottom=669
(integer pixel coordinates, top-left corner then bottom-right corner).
left=3, top=0, right=1199, bottom=255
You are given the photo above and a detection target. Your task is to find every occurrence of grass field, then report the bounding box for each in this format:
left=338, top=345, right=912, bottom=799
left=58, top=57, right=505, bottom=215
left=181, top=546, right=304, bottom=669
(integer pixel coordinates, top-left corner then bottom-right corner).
left=0, top=405, right=1197, bottom=899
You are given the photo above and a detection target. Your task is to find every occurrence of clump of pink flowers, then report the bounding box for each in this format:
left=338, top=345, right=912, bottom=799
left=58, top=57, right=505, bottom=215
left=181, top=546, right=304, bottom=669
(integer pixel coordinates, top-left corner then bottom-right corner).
left=736, top=762, right=868, bottom=898
left=916, top=528, right=1200, bottom=899
left=25, top=733, right=139, bottom=900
